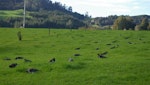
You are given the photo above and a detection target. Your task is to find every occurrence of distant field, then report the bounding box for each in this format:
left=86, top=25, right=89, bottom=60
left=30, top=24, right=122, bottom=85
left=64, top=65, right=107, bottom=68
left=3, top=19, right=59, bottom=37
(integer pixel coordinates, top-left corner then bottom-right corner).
left=0, top=28, right=150, bottom=85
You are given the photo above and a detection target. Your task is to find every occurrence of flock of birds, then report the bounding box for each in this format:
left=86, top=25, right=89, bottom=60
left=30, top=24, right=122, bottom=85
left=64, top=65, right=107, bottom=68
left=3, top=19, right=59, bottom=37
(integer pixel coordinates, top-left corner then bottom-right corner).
left=2, top=36, right=146, bottom=73
left=3, top=44, right=111, bottom=74
left=3, top=54, right=79, bottom=73
left=3, top=56, right=38, bottom=73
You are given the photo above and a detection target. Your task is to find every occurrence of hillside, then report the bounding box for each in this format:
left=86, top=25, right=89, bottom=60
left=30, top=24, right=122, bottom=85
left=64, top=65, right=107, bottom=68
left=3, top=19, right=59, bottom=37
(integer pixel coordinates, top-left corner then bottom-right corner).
left=0, top=0, right=89, bottom=28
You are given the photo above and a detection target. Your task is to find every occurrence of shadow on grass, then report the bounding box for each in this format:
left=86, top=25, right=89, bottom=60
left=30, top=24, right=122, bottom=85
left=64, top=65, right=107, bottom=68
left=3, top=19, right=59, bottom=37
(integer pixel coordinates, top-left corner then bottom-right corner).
left=16, top=68, right=27, bottom=73
left=0, top=46, right=18, bottom=53
left=63, top=62, right=86, bottom=70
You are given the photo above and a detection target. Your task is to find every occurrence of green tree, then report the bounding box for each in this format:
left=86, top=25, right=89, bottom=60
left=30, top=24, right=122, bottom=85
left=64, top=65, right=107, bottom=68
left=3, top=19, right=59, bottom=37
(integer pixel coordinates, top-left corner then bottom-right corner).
left=139, top=18, right=149, bottom=30
left=68, top=6, right=72, bottom=12
left=113, top=16, right=127, bottom=30
left=125, top=17, right=135, bottom=30
left=112, top=16, right=135, bottom=30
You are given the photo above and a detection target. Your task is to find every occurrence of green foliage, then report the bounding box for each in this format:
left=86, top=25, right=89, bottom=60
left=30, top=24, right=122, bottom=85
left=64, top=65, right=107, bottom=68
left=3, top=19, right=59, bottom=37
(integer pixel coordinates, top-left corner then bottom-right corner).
left=130, top=15, right=150, bottom=24
left=0, top=28, right=150, bottom=85
left=92, top=15, right=118, bottom=26
left=0, top=17, right=22, bottom=27
left=0, top=9, right=23, bottom=18
left=113, top=16, right=135, bottom=30
left=125, top=17, right=136, bottom=30
left=139, top=18, right=149, bottom=30
left=92, top=15, right=150, bottom=30
left=113, top=16, right=126, bottom=30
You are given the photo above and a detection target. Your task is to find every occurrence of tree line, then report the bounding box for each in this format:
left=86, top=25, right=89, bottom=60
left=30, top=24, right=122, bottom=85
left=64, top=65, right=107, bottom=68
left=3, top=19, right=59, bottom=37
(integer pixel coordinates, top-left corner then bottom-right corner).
left=112, top=16, right=150, bottom=30
left=90, top=15, right=150, bottom=30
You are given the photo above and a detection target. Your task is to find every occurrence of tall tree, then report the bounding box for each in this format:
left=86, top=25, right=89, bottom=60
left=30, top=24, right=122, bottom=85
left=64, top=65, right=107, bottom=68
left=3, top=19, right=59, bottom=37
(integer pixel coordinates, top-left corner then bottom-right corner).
left=68, top=6, right=72, bottom=12
left=125, top=17, right=136, bottom=30
left=113, top=16, right=126, bottom=30
left=139, top=18, right=149, bottom=30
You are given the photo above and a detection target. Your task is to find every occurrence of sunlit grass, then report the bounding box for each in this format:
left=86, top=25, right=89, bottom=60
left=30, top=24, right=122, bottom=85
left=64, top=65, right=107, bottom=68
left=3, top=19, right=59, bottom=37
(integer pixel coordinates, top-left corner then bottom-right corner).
left=0, top=9, right=31, bottom=18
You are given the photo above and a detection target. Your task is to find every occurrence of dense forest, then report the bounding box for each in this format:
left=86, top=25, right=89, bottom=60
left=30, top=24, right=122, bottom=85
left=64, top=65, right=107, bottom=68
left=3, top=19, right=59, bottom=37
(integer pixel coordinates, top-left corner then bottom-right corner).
left=0, top=0, right=150, bottom=30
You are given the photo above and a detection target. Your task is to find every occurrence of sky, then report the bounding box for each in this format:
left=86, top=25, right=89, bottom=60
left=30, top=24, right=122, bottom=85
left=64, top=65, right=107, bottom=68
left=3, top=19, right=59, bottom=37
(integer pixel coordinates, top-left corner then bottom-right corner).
left=52, top=0, right=150, bottom=17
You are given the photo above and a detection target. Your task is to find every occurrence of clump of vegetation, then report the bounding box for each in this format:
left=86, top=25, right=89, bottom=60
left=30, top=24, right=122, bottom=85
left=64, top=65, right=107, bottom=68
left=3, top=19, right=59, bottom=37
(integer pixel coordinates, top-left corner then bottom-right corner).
left=136, top=18, right=150, bottom=30
left=112, top=16, right=135, bottom=30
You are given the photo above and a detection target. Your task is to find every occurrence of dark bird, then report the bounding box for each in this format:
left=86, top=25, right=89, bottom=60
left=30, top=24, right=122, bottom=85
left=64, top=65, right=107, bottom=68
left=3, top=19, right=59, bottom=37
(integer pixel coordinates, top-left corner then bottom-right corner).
left=15, top=56, right=23, bottom=60
left=97, top=54, right=106, bottom=58
left=101, top=51, right=108, bottom=55
left=75, top=47, right=80, bottom=50
left=74, top=54, right=80, bottom=56
left=97, top=51, right=108, bottom=58
left=49, top=58, right=55, bottom=63
left=68, top=58, right=74, bottom=62
left=9, top=63, right=17, bottom=68
left=26, top=68, right=38, bottom=73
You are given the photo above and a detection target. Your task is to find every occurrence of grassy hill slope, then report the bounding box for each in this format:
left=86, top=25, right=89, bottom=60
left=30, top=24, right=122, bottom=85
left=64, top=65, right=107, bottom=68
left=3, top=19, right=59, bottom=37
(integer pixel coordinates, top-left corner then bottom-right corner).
left=0, top=28, right=150, bottom=85
left=0, top=10, right=32, bottom=18
left=0, top=10, right=23, bottom=18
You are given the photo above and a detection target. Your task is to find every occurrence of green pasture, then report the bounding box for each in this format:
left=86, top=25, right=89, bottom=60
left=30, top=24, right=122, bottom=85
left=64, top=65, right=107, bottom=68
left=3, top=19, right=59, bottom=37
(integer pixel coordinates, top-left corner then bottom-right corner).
left=0, top=28, right=150, bottom=85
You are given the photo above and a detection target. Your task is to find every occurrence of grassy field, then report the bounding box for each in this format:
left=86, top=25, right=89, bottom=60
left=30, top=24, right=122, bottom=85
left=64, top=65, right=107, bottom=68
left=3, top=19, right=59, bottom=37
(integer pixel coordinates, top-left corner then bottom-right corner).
left=0, top=28, right=150, bottom=85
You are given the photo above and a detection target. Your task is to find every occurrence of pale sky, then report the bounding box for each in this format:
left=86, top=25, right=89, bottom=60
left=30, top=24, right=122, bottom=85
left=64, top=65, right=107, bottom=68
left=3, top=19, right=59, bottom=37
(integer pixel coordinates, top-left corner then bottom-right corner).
left=52, top=0, right=150, bottom=17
